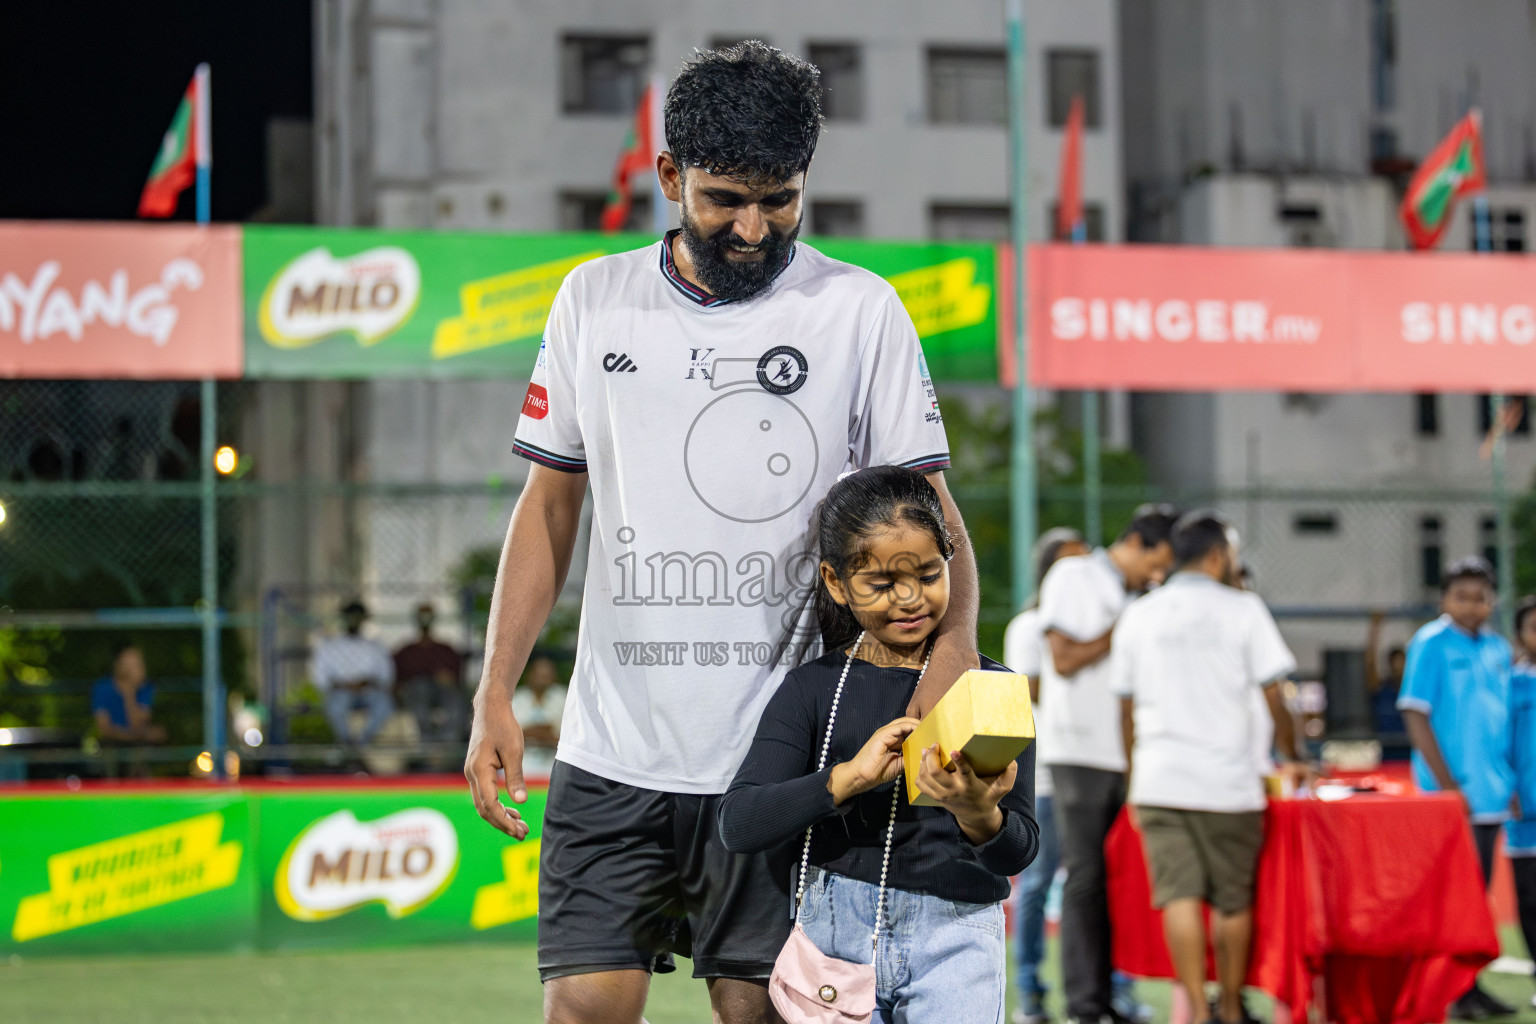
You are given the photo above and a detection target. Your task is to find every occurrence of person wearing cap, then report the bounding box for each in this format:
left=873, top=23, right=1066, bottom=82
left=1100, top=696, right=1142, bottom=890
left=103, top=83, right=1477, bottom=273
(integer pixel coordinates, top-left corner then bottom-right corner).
left=1398, top=556, right=1518, bottom=1021
left=312, top=600, right=396, bottom=747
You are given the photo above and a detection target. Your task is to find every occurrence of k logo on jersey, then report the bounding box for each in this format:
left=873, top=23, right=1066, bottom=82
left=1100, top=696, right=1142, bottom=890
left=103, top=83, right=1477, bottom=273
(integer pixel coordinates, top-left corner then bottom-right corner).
left=756, top=346, right=808, bottom=396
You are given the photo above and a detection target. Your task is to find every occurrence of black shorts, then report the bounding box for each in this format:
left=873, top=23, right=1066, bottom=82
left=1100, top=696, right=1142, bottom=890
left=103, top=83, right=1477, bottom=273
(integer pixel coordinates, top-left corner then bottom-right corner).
left=537, top=760, right=793, bottom=982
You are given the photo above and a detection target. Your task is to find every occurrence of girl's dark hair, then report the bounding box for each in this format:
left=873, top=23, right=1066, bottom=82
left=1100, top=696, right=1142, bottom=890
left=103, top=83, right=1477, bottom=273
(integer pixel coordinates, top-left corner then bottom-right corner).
left=813, top=466, right=954, bottom=652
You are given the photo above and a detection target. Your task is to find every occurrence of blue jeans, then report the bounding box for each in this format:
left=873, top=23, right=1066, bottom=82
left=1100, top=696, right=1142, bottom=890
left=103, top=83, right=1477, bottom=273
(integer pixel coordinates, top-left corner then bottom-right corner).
left=1014, top=793, right=1061, bottom=1011
left=323, top=686, right=394, bottom=744
left=799, top=867, right=1006, bottom=1024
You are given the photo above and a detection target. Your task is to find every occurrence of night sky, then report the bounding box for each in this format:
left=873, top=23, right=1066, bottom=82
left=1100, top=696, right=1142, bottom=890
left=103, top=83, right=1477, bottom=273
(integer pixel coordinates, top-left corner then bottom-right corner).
left=0, top=2, right=312, bottom=222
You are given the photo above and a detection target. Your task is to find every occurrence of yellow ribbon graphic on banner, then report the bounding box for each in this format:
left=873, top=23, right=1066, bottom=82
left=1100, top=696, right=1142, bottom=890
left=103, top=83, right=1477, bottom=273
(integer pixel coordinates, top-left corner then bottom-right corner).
left=12, top=812, right=242, bottom=942
left=432, top=253, right=602, bottom=360
left=469, top=839, right=540, bottom=930
left=887, top=257, right=992, bottom=339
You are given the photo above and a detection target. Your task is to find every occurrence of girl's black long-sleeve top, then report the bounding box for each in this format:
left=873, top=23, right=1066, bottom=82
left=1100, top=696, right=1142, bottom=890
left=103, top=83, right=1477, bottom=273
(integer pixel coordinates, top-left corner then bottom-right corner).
left=718, top=649, right=1038, bottom=905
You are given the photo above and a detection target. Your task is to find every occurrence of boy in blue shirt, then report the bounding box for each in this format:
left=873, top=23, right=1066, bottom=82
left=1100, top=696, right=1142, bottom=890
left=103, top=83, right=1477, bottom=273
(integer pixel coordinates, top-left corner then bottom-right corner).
left=1507, top=597, right=1536, bottom=1011
left=1398, top=557, right=1517, bottom=1021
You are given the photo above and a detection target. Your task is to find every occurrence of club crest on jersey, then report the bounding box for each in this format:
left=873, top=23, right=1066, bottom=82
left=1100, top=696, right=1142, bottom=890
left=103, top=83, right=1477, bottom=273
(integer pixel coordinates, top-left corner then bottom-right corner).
left=756, top=346, right=808, bottom=395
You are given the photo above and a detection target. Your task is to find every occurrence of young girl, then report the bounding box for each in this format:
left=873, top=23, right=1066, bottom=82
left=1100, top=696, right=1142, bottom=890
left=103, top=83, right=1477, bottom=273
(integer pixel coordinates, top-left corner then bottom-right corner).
left=1508, top=597, right=1536, bottom=1010
left=719, top=466, right=1038, bottom=1023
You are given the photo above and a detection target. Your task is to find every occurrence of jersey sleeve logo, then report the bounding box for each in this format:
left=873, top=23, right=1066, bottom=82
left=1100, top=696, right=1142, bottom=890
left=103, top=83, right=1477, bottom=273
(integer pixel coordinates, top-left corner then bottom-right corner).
left=522, top=383, right=550, bottom=420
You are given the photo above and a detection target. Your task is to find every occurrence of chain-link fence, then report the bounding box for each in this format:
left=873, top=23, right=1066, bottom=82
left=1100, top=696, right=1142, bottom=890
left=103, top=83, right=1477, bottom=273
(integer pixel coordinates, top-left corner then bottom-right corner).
left=0, top=379, right=1524, bottom=779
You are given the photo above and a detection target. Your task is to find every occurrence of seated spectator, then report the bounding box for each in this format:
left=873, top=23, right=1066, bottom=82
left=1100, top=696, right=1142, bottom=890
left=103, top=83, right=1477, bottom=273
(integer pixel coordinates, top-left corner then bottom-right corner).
left=92, top=641, right=167, bottom=745
left=511, top=657, right=566, bottom=778
left=394, top=603, right=467, bottom=743
left=312, top=600, right=395, bottom=748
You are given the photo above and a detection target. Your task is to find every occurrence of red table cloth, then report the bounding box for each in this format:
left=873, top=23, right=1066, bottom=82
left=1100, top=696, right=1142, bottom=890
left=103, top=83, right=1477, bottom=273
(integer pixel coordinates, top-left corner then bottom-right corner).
left=1105, top=794, right=1499, bottom=1024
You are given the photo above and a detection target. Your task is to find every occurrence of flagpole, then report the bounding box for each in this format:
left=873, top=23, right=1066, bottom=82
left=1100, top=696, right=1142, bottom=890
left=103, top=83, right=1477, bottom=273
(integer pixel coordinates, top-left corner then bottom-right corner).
left=1474, top=191, right=1517, bottom=634
left=1073, top=218, right=1101, bottom=544
left=1006, top=0, right=1037, bottom=609
left=194, top=61, right=225, bottom=778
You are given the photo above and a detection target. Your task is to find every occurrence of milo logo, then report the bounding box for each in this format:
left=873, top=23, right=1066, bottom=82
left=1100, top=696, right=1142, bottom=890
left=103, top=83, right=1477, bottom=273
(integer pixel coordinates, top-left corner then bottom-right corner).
left=258, top=245, right=421, bottom=349
left=274, top=808, right=459, bottom=922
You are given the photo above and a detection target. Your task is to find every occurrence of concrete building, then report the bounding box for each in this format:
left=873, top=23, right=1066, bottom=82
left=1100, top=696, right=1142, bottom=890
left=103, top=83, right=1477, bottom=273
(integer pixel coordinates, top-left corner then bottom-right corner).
left=1121, top=0, right=1536, bottom=685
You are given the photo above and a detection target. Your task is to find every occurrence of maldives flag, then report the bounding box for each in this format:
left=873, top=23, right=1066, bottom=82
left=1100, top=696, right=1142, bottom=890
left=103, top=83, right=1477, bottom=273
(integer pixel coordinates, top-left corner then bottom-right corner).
left=600, top=81, right=658, bottom=233
left=1400, top=109, right=1485, bottom=250
left=1055, top=95, right=1085, bottom=241
left=138, top=64, right=209, bottom=218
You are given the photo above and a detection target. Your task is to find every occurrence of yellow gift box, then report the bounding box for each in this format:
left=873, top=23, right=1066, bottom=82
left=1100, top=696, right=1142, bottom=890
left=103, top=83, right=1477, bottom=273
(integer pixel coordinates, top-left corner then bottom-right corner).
left=901, top=669, right=1036, bottom=806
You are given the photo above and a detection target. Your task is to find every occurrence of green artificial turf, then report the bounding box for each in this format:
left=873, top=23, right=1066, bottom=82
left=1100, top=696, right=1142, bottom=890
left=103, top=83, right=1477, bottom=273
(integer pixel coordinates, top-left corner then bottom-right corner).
left=3, top=930, right=1533, bottom=1024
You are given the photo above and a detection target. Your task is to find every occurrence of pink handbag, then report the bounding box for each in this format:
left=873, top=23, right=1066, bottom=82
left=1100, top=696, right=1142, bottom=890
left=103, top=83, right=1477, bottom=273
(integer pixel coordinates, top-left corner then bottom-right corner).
left=767, top=632, right=930, bottom=1024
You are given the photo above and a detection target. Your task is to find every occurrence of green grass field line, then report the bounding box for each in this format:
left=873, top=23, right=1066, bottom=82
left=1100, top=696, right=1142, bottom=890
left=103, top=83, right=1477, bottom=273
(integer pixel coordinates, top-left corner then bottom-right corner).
left=3, top=930, right=1533, bottom=1024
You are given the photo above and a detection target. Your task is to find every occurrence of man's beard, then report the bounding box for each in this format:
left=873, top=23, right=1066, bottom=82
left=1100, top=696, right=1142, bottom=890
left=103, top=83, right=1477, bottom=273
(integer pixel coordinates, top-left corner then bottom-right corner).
left=678, top=207, right=800, bottom=302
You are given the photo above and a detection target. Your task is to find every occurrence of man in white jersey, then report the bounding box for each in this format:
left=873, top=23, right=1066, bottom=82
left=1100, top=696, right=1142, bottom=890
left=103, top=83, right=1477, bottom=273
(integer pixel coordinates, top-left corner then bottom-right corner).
left=463, top=43, right=979, bottom=1024
left=1038, top=504, right=1178, bottom=1024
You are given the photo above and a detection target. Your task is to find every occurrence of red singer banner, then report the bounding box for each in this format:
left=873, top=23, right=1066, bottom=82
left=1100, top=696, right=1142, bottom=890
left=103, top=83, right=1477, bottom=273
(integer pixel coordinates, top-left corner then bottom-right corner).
left=0, top=222, right=242, bottom=379
left=1018, top=243, right=1536, bottom=393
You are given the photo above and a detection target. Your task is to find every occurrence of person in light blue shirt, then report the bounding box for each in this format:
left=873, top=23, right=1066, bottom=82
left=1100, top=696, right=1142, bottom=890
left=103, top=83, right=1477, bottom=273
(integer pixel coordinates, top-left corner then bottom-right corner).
left=1398, top=556, right=1517, bottom=1021
left=1506, top=597, right=1536, bottom=1010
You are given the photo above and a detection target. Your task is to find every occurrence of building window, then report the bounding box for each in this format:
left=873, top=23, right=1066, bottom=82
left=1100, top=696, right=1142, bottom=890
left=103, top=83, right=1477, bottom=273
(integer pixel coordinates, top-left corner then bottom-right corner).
left=1481, top=514, right=1500, bottom=573
left=809, top=43, right=863, bottom=121
left=1049, top=202, right=1106, bottom=241
left=927, top=48, right=1007, bottom=126
left=1477, top=394, right=1531, bottom=436
left=561, top=34, right=650, bottom=115
left=1469, top=206, right=1527, bottom=251
left=1293, top=512, right=1339, bottom=536
left=1046, top=49, right=1101, bottom=128
left=559, top=191, right=651, bottom=232
left=1419, top=515, right=1443, bottom=589
left=1415, top=393, right=1439, bottom=436
left=930, top=203, right=1010, bottom=241
left=810, top=200, right=865, bottom=237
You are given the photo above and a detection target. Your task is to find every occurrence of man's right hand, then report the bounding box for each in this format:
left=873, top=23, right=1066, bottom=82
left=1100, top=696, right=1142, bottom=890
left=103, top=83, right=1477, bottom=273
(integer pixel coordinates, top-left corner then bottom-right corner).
left=465, top=691, right=532, bottom=840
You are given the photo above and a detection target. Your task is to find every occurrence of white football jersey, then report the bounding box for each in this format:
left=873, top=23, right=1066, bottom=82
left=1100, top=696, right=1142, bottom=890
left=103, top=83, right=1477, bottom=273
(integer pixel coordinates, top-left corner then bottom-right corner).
left=513, top=234, right=950, bottom=793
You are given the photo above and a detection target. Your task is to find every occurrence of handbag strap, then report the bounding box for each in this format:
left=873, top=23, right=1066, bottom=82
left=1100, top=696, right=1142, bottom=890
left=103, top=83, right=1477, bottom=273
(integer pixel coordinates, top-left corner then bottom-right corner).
left=793, top=630, right=932, bottom=963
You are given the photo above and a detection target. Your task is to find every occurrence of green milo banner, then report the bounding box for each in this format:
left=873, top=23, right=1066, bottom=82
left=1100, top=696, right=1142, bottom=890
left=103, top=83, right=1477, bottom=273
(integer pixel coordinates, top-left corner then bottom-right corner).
left=0, top=784, right=546, bottom=956
left=255, top=785, right=546, bottom=951
left=0, top=791, right=256, bottom=956
left=242, top=226, right=998, bottom=380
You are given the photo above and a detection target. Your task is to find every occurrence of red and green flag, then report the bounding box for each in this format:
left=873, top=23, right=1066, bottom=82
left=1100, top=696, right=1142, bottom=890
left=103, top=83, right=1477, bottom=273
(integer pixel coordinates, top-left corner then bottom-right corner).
left=138, top=64, right=209, bottom=218
left=1055, top=94, right=1085, bottom=241
left=600, top=81, right=658, bottom=233
left=1400, top=109, right=1485, bottom=251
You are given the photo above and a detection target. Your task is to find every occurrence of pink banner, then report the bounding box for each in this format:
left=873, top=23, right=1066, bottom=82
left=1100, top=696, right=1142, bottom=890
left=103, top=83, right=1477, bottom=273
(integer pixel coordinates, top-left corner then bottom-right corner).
left=0, top=222, right=242, bottom=379
left=1020, top=243, right=1536, bottom=393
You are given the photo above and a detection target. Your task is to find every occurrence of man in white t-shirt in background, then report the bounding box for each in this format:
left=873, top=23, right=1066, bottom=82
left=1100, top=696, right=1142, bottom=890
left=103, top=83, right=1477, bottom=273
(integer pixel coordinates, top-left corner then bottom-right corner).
left=1112, top=511, right=1307, bottom=1024
left=463, top=42, right=979, bottom=1024
left=312, top=600, right=396, bottom=748
left=1038, top=504, right=1179, bottom=1024
left=1005, top=527, right=1087, bottom=1024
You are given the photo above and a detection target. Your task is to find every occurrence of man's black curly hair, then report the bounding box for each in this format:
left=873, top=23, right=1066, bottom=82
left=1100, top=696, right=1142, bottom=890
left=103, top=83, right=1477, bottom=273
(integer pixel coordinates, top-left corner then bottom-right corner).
left=664, top=40, right=823, bottom=184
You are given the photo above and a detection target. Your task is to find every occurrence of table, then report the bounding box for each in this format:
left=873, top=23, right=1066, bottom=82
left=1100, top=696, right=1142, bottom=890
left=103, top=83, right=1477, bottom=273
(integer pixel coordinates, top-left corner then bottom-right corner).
left=1105, top=794, right=1499, bottom=1024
